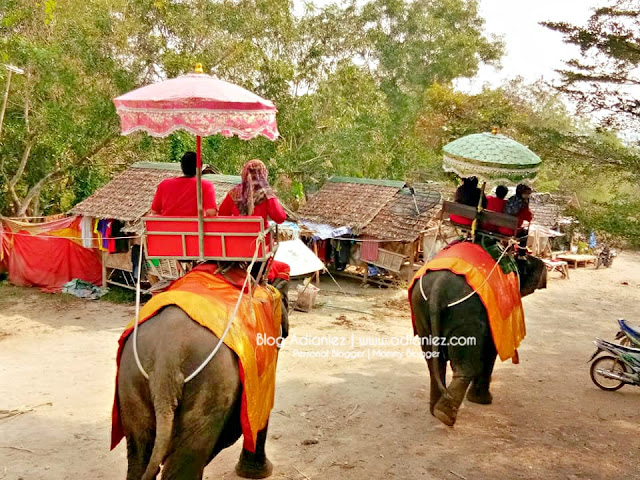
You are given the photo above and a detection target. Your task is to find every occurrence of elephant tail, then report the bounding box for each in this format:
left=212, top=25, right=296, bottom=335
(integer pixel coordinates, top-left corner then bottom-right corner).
left=141, top=360, right=184, bottom=480
left=425, top=279, right=447, bottom=397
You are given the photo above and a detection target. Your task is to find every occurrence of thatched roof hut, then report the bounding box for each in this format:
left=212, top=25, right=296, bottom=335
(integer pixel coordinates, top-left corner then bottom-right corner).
left=297, top=176, right=441, bottom=242
left=71, top=162, right=241, bottom=222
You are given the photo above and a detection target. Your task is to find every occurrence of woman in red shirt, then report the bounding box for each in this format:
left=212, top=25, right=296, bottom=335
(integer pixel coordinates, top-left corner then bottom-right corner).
left=220, top=160, right=290, bottom=331
left=218, top=159, right=286, bottom=224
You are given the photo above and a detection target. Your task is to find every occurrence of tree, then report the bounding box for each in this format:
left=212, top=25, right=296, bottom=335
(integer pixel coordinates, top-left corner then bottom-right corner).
left=543, top=0, right=640, bottom=129
left=0, top=0, right=503, bottom=215
left=0, top=0, right=142, bottom=215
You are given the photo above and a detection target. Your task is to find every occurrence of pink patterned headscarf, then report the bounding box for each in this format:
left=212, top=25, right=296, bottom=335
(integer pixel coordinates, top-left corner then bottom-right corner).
left=228, top=159, right=275, bottom=215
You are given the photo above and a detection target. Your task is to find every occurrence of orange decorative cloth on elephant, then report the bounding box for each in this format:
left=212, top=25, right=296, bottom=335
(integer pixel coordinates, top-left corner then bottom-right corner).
left=408, top=242, right=525, bottom=363
left=111, top=266, right=282, bottom=453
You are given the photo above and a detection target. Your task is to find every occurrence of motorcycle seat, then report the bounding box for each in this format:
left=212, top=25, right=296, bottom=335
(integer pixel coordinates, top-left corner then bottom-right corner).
left=619, top=319, right=640, bottom=345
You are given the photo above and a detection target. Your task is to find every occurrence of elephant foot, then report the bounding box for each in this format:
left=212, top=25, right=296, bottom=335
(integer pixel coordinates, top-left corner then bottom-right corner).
left=433, top=396, right=457, bottom=427
left=235, top=453, right=273, bottom=479
left=466, top=387, right=493, bottom=405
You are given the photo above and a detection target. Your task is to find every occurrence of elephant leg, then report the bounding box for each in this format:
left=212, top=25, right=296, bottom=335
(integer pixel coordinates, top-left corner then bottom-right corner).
left=426, top=355, right=447, bottom=416
left=161, top=390, right=237, bottom=479
left=125, top=432, right=154, bottom=480
left=161, top=419, right=226, bottom=480
left=235, top=423, right=273, bottom=479
left=467, top=344, right=497, bottom=405
left=432, top=374, right=472, bottom=427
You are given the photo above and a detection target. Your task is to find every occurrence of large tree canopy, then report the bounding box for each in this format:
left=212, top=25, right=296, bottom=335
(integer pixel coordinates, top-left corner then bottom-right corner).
left=543, top=0, right=640, bottom=130
left=0, top=0, right=501, bottom=214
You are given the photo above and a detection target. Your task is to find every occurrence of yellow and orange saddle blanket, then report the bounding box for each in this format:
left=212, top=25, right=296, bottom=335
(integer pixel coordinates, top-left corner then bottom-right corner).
left=408, top=242, right=525, bottom=363
left=111, top=264, right=282, bottom=453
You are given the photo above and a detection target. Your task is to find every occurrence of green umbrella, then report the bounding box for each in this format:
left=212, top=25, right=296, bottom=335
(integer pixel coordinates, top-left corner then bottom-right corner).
left=442, top=129, right=541, bottom=184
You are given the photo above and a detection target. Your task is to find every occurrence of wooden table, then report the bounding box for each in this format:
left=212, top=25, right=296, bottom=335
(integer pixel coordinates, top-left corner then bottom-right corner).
left=555, top=254, right=597, bottom=269
left=543, top=259, right=570, bottom=279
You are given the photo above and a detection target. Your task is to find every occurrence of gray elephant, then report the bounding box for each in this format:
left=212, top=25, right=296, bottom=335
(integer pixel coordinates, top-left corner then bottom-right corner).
left=409, top=254, right=547, bottom=427
left=116, top=303, right=288, bottom=480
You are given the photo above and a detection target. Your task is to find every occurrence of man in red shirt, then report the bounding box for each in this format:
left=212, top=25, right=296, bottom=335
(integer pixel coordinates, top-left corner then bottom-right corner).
left=150, top=151, right=217, bottom=216
left=483, top=185, right=508, bottom=232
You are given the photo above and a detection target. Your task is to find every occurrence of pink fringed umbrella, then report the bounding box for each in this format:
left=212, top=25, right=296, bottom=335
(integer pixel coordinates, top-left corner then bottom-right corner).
left=113, top=64, right=278, bottom=258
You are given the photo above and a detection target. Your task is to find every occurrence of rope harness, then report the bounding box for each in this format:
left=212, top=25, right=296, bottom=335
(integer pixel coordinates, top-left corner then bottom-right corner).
left=418, top=237, right=518, bottom=308
left=132, top=232, right=266, bottom=383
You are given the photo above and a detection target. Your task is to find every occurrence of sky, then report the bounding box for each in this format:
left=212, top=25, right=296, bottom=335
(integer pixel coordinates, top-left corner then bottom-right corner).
left=456, top=0, right=604, bottom=93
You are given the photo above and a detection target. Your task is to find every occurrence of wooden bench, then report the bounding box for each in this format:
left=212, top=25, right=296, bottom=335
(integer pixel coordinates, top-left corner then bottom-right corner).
left=543, top=259, right=569, bottom=279
left=441, top=201, right=519, bottom=241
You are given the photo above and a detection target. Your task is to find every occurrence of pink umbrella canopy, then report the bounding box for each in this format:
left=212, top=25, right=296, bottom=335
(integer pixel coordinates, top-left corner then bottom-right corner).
left=113, top=69, right=278, bottom=140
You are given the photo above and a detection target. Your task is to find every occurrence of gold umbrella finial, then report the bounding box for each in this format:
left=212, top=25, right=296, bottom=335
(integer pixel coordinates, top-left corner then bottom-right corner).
left=194, top=63, right=204, bottom=74
left=491, top=126, right=499, bottom=135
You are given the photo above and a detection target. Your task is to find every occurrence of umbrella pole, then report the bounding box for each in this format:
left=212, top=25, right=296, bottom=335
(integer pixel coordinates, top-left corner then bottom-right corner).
left=470, top=181, right=486, bottom=243
left=196, top=135, right=205, bottom=261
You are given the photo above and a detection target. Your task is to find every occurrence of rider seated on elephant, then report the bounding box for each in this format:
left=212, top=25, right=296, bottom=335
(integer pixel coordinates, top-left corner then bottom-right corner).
left=219, top=159, right=291, bottom=317
left=481, top=185, right=508, bottom=232
left=150, top=151, right=218, bottom=217
left=449, top=176, right=487, bottom=226
left=501, top=184, right=534, bottom=256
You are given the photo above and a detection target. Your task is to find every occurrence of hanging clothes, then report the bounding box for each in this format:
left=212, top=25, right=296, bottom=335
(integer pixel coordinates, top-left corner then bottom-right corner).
left=360, top=237, right=379, bottom=263
left=94, top=219, right=105, bottom=252
left=80, top=216, right=94, bottom=248
left=111, top=221, right=129, bottom=253
left=333, top=240, right=352, bottom=271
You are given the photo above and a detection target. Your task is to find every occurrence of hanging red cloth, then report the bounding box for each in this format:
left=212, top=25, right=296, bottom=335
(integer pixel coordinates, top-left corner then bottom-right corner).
left=3, top=217, right=102, bottom=289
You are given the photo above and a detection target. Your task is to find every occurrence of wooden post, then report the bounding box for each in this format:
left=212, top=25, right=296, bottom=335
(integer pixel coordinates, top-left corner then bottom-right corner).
left=101, top=250, right=107, bottom=288
left=313, top=241, right=320, bottom=285
left=408, top=240, right=418, bottom=283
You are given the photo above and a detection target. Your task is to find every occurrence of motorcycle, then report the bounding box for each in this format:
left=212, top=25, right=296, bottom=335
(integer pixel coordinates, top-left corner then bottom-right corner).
left=595, top=246, right=617, bottom=269
left=617, top=318, right=640, bottom=347
left=589, top=319, right=640, bottom=390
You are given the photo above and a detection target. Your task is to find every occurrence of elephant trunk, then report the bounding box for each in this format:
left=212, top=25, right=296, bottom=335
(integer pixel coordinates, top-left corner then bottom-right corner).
left=141, top=360, right=185, bottom=480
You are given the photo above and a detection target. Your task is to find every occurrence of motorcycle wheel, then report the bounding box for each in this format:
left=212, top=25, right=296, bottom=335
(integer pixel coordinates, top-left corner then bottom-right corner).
left=590, top=355, right=628, bottom=391
left=595, top=257, right=602, bottom=269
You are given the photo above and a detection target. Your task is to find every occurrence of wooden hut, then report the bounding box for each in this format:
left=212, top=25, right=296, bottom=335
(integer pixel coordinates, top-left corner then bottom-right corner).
left=71, top=162, right=241, bottom=290
left=296, top=176, right=441, bottom=284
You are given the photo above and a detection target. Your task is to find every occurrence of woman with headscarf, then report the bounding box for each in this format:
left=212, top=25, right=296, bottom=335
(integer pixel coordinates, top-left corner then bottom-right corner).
left=219, top=160, right=290, bottom=331
left=218, top=159, right=286, bottom=224
left=502, top=183, right=534, bottom=257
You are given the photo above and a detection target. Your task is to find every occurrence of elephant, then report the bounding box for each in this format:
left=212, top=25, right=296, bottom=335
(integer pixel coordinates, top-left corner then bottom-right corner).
left=117, top=302, right=289, bottom=480
left=410, top=254, right=547, bottom=427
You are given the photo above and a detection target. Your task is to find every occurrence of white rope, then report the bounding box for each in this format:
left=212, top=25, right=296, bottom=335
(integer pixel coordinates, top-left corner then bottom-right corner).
left=183, top=233, right=264, bottom=383
left=133, top=240, right=149, bottom=380
left=131, top=233, right=266, bottom=384
left=447, top=240, right=515, bottom=308
left=417, top=238, right=517, bottom=308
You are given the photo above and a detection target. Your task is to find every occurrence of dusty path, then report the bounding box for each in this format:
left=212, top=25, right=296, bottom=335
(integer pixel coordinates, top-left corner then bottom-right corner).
left=1, top=254, right=639, bottom=479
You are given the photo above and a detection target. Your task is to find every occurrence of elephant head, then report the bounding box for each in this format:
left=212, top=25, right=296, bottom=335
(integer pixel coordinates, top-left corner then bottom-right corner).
left=517, top=255, right=547, bottom=297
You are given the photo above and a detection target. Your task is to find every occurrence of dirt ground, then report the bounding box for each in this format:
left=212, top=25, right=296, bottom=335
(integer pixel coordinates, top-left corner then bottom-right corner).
left=1, top=253, right=640, bottom=480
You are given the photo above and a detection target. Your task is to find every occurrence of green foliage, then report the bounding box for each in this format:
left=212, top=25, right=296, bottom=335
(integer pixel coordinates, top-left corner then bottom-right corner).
left=0, top=0, right=638, bottom=248
left=570, top=197, right=640, bottom=249
left=101, top=286, right=137, bottom=304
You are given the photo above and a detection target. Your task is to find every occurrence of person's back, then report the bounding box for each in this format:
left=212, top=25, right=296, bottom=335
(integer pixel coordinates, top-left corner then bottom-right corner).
left=483, top=185, right=508, bottom=233
left=500, top=184, right=533, bottom=237
left=486, top=185, right=508, bottom=213
left=151, top=152, right=217, bottom=217
left=450, top=176, right=487, bottom=226
left=218, top=159, right=286, bottom=225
